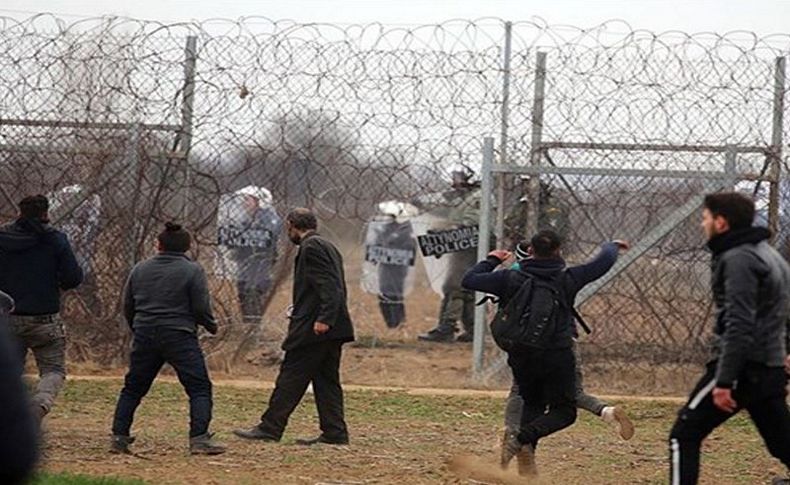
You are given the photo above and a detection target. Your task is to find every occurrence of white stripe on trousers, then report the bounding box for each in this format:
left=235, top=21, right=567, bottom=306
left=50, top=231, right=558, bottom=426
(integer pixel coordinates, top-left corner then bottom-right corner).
left=671, top=438, right=681, bottom=485
left=688, top=379, right=716, bottom=410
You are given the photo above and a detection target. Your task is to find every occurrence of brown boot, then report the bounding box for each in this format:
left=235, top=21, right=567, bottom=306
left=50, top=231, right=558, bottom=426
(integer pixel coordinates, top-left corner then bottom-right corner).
left=516, top=443, right=538, bottom=477
left=500, top=431, right=521, bottom=469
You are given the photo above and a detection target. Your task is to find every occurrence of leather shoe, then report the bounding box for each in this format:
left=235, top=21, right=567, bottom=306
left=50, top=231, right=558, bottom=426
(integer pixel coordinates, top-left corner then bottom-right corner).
left=295, top=435, right=349, bottom=446
left=233, top=425, right=279, bottom=442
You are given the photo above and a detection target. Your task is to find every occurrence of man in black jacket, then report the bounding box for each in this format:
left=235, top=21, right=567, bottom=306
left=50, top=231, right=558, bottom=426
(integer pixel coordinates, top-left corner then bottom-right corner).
left=0, top=195, right=83, bottom=422
left=462, top=230, right=628, bottom=477
left=0, top=291, right=38, bottom=485
left=669, top=193, right=790, bottom=485
left=110, top=223, right=225, bottom=456
left=234, top=208, right=355, bottom=445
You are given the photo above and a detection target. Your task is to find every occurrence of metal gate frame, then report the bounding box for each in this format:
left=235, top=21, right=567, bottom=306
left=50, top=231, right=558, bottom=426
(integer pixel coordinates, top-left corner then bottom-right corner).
left=472, top=54, right=786, bottom=380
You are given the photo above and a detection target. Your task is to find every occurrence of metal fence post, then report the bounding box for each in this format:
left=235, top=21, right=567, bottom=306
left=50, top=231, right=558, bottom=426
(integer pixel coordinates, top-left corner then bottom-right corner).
left=180, top=36, right=198, bottom=220
left=126, top=123, right=141, bottom=266
left=495, top=21, right=513, bottom=247
left=526, top=52, right=547, bottom=238
left=725, top=146, right=737, bottom=191
left=473, top=136, right=495, bottom=377
left=769, top=56, right=786, bottom=236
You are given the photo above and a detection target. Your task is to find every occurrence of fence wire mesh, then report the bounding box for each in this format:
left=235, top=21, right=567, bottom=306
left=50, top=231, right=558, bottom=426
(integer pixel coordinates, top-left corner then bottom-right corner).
left=1, top=15, right=789, bottom=393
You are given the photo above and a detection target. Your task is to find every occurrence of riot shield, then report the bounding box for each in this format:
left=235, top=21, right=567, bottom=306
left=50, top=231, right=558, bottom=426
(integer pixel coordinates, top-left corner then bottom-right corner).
left=361, top=201, right=418, bottom=328
left=216, top=187, right=282, bottom=316
left=411, top=213, right=479, bottom=297
left=49, top=185, right=103, bottom=313
left=49, top=185, right=102, bottom=271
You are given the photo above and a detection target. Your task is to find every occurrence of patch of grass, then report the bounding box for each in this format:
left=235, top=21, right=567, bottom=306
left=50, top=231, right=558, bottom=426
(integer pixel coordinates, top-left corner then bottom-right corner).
left=32, top=472, right=145, bottom=485
left=45, top=378, right=789, bottom=484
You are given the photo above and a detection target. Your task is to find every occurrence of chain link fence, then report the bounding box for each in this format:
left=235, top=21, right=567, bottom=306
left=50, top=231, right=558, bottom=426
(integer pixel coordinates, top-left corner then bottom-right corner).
left=1, top=15, right=789, bottom=393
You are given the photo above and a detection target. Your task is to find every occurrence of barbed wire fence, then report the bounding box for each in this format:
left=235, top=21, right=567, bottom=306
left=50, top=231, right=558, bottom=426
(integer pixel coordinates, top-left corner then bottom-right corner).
left=0, top=14, right=788, bottom=392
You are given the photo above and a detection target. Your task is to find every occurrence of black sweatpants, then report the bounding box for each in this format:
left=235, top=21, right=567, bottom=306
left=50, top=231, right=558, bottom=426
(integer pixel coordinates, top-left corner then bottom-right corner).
left=258, top=340, right=348, bottom=441
left=508, top=347, right=577, bottom=447
left=669, top=362, right=790, bottom=485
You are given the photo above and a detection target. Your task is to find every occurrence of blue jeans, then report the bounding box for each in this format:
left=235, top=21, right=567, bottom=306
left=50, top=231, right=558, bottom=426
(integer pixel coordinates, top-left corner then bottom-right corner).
left=112, top=327, right=213, bottom=438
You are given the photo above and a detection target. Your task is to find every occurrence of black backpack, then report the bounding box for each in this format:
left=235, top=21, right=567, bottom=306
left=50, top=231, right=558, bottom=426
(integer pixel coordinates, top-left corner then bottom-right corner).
left=490, top=271, right=570, bottom=351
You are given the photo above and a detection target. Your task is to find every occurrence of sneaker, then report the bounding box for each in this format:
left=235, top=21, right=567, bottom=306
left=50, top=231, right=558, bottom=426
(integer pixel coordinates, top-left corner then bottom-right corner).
left=602, top=406, right=635, bottom=440
left=417, top=327, right=455, bottom=343
left=516, top=442, right=538, bottom=477
left=190, top=432, right=227, bottom=455
left=110, top=435, right=135, bottom=455
left=772, top=478, right=790, bottom=485
left=500, top=431, right=522, bottom=469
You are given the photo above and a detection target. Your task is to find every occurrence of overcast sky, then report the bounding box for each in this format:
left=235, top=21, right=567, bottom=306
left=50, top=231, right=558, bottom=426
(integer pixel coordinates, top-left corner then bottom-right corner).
left=0, top=0, right=789, bottom=36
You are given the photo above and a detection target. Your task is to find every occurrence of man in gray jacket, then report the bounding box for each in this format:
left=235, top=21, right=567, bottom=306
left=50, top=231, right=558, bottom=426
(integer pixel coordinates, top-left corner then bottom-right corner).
left=669, top=192, right=790, bottom=485
left=110, top=223, right=225, bottom=456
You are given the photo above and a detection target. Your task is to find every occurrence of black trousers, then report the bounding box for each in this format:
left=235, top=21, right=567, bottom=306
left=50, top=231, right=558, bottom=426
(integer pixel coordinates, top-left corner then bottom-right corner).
left=669, top=362, right=790, bottom=485
left=258, top=340, right=348, bottom=441
left=237, top=280, right=269, bottom=321
left=508, top=347, right=577, bottom=447
left=112, top=327, right=213, bottom=438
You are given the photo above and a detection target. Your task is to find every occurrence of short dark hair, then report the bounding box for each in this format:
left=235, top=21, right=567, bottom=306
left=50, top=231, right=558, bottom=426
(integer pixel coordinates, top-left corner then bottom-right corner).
left=530, top=229, right=562, bottom=258
left=19, top=195, right=49, bottom=220
left=286, top=208, right=318, bottom=231
left=158, top=222, right=191, bottom=252
left=703, top=192, right=755, bottom=230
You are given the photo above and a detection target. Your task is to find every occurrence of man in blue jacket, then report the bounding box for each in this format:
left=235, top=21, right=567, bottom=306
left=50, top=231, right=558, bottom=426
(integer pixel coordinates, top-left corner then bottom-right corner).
left=0, top=195, right=83, bottom=423
left=462, top=230, right=628, bottom=477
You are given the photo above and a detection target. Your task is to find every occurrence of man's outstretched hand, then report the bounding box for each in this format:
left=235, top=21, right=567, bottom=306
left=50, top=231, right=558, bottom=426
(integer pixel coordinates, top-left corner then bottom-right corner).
left=613, top=240, right=631, bottom=251
left=488, top=249, right=512, bottom=262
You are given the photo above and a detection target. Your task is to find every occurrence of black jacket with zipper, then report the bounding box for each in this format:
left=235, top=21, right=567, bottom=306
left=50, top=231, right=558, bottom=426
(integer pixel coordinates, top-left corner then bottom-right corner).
left=708, top=226, right=790, bottom=388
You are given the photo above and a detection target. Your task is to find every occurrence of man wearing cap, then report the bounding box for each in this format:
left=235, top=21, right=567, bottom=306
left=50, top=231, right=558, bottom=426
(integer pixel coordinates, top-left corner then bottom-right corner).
left=0, top=195, right=83, bottom=423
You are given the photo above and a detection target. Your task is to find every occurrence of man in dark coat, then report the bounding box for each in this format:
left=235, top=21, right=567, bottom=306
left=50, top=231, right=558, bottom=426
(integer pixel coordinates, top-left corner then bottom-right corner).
left=234, top=208, right=355, bottom=445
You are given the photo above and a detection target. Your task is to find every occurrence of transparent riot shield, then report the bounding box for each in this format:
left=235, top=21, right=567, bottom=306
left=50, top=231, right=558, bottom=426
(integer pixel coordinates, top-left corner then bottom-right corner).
left=215, top=185, right=284, bottom=357
left=361, top=206, right=418, bottom=328
left=49, top=184, right=103, bottom=313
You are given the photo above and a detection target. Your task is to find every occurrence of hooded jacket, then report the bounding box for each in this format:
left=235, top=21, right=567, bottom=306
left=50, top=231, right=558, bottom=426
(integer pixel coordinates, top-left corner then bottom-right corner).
left=0, top=218, right=83, bottom=315
left=461, top=243, right=619, bottom=349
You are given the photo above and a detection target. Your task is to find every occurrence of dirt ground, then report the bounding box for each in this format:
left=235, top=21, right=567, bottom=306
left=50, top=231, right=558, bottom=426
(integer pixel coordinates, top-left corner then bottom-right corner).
left=39, top=378, right=787, bottom=485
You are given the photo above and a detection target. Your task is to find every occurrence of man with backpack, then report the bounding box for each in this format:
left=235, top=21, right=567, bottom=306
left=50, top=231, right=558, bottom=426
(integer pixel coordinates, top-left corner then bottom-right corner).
left=462, top=230, right=628, bottom=477
left=503, top=241, right=634, bottom=447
